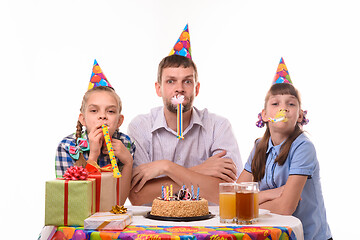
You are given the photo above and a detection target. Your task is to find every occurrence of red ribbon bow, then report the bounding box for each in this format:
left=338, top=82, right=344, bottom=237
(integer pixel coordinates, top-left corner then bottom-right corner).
left=63, top=166, right=89, bottom=180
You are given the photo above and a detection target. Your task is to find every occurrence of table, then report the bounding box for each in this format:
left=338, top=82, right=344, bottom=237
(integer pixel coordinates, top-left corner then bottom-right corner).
left=40, top=206, right=303, bottom=240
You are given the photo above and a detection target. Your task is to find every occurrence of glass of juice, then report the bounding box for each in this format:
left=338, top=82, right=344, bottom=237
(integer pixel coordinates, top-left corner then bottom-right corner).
left=253, top=184, right=259, bottom=222
left=236, top=182, right=259, bottom=224
left=219, top=183, right=236, bottom=223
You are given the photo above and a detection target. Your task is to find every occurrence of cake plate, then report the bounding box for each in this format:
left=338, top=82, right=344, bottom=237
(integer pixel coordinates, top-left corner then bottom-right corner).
left=145, top=212, right=215, bottom=222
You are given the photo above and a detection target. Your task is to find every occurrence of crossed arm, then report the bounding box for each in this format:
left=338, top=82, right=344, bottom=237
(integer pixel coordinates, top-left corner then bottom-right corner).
left=237, top=170, right=307, bottom=215
left=129, top=150, right=237, bottom=205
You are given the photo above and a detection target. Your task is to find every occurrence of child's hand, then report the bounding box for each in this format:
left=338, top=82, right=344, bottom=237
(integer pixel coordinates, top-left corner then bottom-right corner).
left=87, top=124, right=104, bottom=162
left=106, top=138, right=133, bottom=166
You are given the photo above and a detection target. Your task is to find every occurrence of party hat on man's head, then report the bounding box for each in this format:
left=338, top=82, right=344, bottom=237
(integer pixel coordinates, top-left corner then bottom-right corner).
left=272, top=57, right=292, bottom=84
left=88, top=59, right=112, bottom=90
left=169, top=24, right=191, bottom=59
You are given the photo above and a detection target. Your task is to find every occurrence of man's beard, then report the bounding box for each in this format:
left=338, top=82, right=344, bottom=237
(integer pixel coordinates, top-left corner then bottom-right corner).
left=165, top=96, right=193, bottom=113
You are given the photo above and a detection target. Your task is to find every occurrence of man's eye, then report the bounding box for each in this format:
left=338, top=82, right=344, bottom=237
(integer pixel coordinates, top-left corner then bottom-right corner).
left=271, top=103, right=278, bottom=106
left=167, top=80, right=174, bottom=84
left=89, top=109, right=97, bottom=112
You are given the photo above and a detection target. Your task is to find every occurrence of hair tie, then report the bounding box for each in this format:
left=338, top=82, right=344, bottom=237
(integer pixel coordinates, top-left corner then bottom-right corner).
left=256, top=112, right=265, bottom=128
left=300, top=110, right=309, bottom=126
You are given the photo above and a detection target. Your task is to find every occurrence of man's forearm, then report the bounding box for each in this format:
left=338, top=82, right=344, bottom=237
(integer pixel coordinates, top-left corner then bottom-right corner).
left=129, top=177, right=178, bottom=206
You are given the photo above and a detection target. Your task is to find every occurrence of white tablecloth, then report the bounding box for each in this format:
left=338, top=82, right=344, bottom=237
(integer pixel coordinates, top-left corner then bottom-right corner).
left=126, top=205, right=304, bottom=240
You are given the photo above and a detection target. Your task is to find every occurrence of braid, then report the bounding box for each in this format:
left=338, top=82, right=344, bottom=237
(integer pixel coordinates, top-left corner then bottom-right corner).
left=74, top=120, right=87, bottom=167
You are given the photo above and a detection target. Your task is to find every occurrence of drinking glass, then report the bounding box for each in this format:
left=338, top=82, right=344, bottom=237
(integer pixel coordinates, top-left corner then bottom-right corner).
left=236, top=182, right=259, bottom=224
left=219, top=183, right=236, bottom=223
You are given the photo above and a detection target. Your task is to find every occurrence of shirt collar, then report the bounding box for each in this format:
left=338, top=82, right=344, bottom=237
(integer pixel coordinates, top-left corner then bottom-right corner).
left=151, top=106, right=204, bottom=134
left=266, top=136, right=286, bottom=155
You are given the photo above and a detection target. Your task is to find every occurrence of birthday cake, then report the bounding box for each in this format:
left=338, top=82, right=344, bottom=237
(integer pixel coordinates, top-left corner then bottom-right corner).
left=150, top=185, right=209, bottom=218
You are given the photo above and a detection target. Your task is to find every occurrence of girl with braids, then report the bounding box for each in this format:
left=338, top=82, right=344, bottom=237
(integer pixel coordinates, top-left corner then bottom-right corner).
left=55, top=61, right=135, bottom=205
left=237, top=58, right=332, bottom=240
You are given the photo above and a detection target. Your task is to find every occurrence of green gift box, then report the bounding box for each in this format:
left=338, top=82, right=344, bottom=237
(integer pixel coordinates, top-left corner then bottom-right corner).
left=45, top=179, right=96, bottom=226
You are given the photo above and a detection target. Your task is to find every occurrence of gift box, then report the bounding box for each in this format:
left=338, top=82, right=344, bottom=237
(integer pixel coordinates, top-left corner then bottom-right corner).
left=84, top=211, right=133, bottom=230
left=45, top=179, right=96, bottom=226
left=88, top=171, right=121, bottom=212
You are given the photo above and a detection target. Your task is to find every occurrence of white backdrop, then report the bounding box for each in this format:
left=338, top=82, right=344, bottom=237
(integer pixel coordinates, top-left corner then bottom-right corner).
left=1, top=0, right=359, bottom=239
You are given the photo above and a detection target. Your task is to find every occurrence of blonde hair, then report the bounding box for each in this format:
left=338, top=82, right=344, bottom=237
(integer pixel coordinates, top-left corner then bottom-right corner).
left=80, top=86, right=122, bottom=114
left=75, top=86, right=122, bottom=167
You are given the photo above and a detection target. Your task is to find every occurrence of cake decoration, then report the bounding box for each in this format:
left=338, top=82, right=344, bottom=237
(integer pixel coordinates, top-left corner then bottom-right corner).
left=88, top=59, right=112, bottom=90
left=169, top=24, right=191, bottom=59
left=160, top=184, right=200, bottom=201
left=268, top=109, right=288, bottom=123
left=171, top=95, right=185, bottom=140
left=101, top=124, right=121, bottom=178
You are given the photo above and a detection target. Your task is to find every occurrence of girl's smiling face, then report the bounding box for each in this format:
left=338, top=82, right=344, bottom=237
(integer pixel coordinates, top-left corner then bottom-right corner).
left=78, top=90, right=124, bottom=136
left=262, top=94, right=303, bottom=134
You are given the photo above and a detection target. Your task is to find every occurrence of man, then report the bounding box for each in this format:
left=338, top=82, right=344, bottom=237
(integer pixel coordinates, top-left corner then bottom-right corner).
left=128, top=25, right=242, bottom=205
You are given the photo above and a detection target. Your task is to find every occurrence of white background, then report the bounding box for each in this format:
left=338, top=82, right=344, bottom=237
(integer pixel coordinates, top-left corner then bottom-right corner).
left=1, top=0, right=359, bottom=239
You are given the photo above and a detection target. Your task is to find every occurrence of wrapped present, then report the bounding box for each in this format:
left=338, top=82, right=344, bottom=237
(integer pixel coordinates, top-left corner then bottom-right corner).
left=45, top=174, right=96, bottom=226
left=87, top=163, right=121, bottom=212
left=84, top=211, right=133, bottom=230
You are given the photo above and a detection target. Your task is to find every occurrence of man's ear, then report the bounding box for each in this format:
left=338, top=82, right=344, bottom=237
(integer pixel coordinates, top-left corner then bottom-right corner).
left=195, top=82, right=200, bottom=97
left=155, top=81, right=162, bottom=97
left=78, top=113, right=86, bottom=126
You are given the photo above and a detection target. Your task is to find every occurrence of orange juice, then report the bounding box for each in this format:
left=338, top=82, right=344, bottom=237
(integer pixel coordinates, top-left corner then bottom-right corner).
left=219, top=192, right=236, bottom=221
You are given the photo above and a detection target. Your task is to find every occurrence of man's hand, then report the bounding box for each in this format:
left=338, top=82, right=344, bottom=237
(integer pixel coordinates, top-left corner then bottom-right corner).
left=190, top=150, right=237, bottom=182
left=131, top=160, right=169, bottom=193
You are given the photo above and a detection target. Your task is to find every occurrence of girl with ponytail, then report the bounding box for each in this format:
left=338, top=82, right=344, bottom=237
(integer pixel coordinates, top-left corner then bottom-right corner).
left=237, top=58, right=332, bottom=240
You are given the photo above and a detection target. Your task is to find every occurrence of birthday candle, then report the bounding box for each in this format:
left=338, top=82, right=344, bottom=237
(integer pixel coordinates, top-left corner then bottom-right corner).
left=197, top=185, right=200, bottom=200
left=191, top=185, right=194, bottom=200
left=166, top=186, right=169, bottom=201
left=101, top=124, right=121, bottom=178
left=161, top=185, right=164, bottom=199
left=171, top=95, right=185, bottom=140
left=170, top=184, right=173, bottom=198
